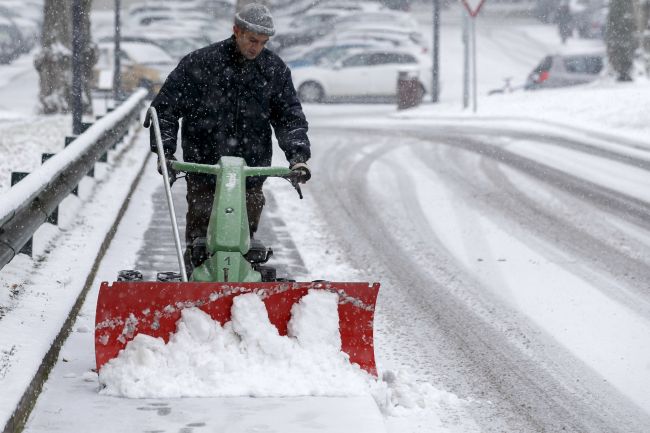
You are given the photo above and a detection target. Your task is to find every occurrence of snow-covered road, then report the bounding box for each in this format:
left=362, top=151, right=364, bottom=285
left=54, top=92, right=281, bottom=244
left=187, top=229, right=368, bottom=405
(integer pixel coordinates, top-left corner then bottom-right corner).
left=284, top=116, right=650, bottom=431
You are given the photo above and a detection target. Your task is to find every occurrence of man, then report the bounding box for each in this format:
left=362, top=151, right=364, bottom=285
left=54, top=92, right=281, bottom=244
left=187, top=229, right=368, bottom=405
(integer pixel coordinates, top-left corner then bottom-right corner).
left=148, top=3, right=311, bottom=273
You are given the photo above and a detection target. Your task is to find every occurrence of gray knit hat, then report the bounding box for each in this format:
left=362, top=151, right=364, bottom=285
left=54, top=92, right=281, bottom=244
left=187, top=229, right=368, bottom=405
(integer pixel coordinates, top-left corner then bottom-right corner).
left=234, top=3, right=275, bottom=36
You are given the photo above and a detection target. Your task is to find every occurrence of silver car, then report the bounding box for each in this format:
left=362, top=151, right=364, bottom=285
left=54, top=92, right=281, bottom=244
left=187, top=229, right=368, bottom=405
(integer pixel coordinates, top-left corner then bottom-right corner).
left=525, top=53, right=604, bottom=90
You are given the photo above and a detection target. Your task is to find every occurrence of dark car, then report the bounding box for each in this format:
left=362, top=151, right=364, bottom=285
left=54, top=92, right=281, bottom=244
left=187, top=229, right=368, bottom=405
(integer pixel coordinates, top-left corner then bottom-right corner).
left=382, top=0, right=410, bottom=10
left=525, top=53, right=604, bottom=90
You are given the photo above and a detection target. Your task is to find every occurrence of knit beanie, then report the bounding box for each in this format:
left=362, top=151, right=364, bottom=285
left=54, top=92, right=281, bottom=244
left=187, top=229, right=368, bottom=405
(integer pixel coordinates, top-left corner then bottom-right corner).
left=234, top=3, right=275, bottom=36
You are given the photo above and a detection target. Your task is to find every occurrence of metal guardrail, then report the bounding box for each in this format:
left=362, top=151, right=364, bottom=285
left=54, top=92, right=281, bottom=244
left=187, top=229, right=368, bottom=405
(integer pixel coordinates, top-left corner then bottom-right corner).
left=0, top=89, right=148, bottom=271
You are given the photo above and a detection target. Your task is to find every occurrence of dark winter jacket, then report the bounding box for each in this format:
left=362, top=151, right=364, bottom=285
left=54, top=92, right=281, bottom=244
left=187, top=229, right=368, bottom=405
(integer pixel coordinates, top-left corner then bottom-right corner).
left=148, top=36, right=310, bottom=175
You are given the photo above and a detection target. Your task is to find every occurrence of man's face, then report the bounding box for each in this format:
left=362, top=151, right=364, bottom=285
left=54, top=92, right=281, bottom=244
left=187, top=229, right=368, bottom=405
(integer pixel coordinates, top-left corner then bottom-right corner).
left=233, top=26, right=269, bottom=60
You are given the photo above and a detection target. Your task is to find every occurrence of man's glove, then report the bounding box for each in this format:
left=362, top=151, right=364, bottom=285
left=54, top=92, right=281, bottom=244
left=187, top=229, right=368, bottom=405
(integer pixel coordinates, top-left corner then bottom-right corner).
left=290, top=162, right=311, bottom=184
left=157, top=154, right=178, bottom=186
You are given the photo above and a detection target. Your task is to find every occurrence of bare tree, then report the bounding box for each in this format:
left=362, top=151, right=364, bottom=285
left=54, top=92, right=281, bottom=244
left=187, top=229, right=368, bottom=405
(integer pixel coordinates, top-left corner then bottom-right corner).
left=34, top=0, right=96, bottom=114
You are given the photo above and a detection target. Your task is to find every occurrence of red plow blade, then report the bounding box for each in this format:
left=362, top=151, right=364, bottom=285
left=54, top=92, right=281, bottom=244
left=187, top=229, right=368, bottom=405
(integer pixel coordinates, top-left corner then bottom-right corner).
left=95, top=281, right=380, bottom=375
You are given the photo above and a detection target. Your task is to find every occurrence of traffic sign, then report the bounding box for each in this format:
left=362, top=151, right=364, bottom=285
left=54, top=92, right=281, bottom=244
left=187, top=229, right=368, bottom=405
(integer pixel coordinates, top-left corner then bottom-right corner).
left=461, top=0, right=486, bottom=17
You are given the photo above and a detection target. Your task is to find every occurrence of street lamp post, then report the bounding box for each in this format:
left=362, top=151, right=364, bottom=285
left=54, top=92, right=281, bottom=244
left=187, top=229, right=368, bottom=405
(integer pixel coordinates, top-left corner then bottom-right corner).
left=113, top=0, right=122, bottom=102
left=462, top=10, right=469, bottom=109
left=432, top=0, right=440, bottom=103
left=71, top=0, right=83, bottom=135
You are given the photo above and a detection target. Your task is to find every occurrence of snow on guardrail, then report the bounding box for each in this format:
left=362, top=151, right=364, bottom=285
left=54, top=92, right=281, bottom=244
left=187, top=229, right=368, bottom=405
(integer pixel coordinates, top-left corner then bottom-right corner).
left=0, top=88, right=148, bottom=269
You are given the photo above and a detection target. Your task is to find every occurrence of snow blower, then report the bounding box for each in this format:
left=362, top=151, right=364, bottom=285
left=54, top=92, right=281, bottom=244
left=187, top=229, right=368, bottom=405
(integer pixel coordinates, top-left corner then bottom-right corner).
left=94, top=108, right=380, bottom=376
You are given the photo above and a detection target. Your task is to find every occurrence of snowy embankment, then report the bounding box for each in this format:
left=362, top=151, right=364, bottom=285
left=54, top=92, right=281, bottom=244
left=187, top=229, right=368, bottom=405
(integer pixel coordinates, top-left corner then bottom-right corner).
left=0, top=53, right=66, bottom=192
left=0, top=90, right=147, bottom=226
left=399, top=79, right=650, bottom=148
left=0, top=124, right=149, bottom=431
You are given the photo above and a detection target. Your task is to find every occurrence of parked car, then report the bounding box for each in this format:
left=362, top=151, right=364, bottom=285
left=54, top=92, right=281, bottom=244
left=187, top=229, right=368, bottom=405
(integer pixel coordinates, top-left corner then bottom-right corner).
left=281, top=23, right=427, bottom=59
left=315, top=0, right=387, bottom=12
left=0, top=5, right=40, bottom=53
left=143, top=32, right=209, bottom=60
left=383, top=0, right=411, bottom=10
left=332, top=11, right=419, bottom=32
left=97, top=33, right=208, bottom=61
left=272, top=9, right=419, bottom=52
left=574, top=5, right=607, bottom=39
left=0, top=16, right=22, bottom=63
left=0, top=0, right=43, bottom=26
left=286, top=41, right=395, bottom=68
left=335, top=22, right=426, bottom=50
left=127, top=1, right=205, bottom=23
left=292, top=48, right=431, bottom=103
left=287, top=8, right=349, bottom=30
left=328, top=28, right=427, bottom=55
left=524, top=52, right=604, bottom=90
left=206, top=0, right=235, bottom=18
left=273, top=0, right=329, bottom=16
left=92, top=41, right=176, bottom=96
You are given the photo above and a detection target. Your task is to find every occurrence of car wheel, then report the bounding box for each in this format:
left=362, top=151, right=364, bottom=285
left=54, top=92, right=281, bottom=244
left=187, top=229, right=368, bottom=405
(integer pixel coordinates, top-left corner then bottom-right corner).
left=298, top=81, right=324, bottom=103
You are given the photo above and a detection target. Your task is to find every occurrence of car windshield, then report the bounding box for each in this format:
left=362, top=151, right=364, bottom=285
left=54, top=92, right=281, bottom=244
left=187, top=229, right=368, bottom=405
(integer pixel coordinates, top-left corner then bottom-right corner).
left=533, top=56, right=553, bottom=73
left=563, top=56, right=603, bottom=74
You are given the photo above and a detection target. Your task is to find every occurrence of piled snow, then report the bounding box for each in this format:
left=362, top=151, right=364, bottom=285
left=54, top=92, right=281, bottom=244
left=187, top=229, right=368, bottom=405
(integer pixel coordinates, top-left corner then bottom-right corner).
left=98, top=289, right=458, bottom=418
left=98, top=289, right=454, bottom=416
left=0, top=115, right=69, bottom=192
left=371, top=370, right=463, bottom=417
left=99, top=290, right=373, bottom=398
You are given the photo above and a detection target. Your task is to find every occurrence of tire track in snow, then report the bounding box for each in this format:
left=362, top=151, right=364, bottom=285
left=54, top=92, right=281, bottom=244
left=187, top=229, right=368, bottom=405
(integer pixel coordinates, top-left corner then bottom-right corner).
left=409, top=134, right=650, bottom=316
left=310, top=127, right=650, bottom=432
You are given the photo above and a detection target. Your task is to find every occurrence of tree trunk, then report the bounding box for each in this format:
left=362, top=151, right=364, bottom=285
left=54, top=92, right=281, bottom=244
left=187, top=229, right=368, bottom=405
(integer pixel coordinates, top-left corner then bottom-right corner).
left=34, top=0, right=96, bottom=114
left=641, top=0, right=650, bottom=75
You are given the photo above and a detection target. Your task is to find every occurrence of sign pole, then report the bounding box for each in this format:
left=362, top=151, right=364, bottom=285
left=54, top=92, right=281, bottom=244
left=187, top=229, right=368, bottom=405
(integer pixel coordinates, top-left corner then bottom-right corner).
left=472, top=16, right=477, bottom=113
left=462, top=9, right=469, bottom=109
left=460, top=0, right=485, bottom=113
left=113, top=0, right=122, bottom=102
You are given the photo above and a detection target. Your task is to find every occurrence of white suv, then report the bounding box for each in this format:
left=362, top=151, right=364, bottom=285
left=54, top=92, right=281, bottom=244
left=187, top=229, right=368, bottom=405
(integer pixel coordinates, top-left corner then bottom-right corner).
left=293, top=49, right=431, bottom=103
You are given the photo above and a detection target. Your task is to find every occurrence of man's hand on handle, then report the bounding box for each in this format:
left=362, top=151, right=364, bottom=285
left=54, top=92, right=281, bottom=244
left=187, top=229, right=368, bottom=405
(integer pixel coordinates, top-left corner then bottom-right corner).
left=290, top=162, right=311, bottom=184
left=157, top=154, right=178, bottom=186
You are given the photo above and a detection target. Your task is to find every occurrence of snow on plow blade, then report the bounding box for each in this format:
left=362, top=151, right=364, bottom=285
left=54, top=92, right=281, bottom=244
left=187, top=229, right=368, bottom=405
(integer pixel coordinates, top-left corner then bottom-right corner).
left=95, top=281, right=380, bottom=375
